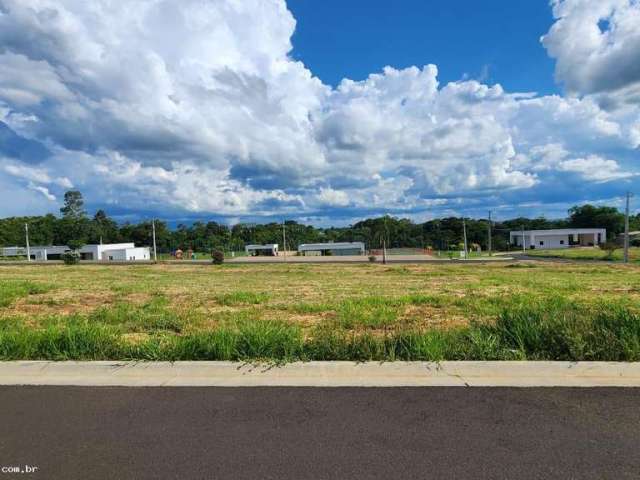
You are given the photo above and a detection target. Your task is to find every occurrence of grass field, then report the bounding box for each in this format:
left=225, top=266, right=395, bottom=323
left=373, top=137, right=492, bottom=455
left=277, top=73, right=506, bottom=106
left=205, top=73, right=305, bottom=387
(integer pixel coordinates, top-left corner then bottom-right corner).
left=526, top=246, right=640, bottom=262
left=1, top=261, right=639, bottom=361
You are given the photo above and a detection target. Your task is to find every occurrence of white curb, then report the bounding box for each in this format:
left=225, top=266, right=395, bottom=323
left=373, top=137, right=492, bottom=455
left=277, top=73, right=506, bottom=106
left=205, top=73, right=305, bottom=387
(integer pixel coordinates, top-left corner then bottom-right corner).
left=0, top=361, right=639, bottom=387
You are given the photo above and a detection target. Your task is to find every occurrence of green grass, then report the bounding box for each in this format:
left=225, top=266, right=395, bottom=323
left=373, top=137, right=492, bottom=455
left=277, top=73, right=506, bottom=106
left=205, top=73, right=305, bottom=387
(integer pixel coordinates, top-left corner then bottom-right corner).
left=0, top=280, right=52, bottom=307
left=526, top=247, right=640, bottom=262
left=1, top=262, right=640, bottom=361
left=0, top=298, right=638, bottom=361
left=89, top=297, right=185, bottom=333
left=214, top=291, right=271, bottom=306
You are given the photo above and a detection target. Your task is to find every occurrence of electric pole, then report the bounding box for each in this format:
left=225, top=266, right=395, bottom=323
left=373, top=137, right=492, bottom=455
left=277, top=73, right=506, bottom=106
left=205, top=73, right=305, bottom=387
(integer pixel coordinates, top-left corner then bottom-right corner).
left=25, top=223, right=31, bottom=262
left=521, top=225, right=526, bottom=254
left=487, top=211, right=492, bottom=257
left=624, top=192, right=632, bottom=263
left=382, top=238, right=387, bottom=265
left=152, top=219, right=158, bottom=262
left=382, top=215, right=388, bottom=264
left=282, top=220, right=287, bottom=262
left=462, top=218, right=468, bottom=260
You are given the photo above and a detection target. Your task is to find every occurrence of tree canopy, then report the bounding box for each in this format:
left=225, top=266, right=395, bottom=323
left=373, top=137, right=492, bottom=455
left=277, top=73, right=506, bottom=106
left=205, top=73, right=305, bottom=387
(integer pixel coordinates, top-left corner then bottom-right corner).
left=1, top=191, right=637, bottom=252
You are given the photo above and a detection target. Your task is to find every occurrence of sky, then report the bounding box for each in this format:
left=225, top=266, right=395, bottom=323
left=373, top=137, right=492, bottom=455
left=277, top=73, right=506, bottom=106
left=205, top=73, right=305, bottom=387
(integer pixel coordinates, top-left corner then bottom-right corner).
left=0, top=0, right=639, bottom=226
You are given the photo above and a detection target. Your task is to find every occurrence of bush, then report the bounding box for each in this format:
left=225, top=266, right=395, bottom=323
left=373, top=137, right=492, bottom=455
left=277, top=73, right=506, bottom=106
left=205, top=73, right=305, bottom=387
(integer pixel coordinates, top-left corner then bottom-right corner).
left=599, top=241, right=619, bottom=259
left=211, top=249, right=224, bottom=265
left=61, top=251, right=80, bottom=265
left=368, top=255, right=377, bottom=263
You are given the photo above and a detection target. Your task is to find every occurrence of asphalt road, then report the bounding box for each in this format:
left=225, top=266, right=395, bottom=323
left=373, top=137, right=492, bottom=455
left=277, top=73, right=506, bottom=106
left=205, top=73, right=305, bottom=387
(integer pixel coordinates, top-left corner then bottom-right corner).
left=1, top=387, right=639, bottom=479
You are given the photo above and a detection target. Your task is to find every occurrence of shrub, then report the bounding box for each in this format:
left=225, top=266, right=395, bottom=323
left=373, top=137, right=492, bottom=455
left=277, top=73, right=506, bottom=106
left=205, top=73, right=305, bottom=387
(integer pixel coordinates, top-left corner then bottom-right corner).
left=61, top=251, right=80, bottom=265
left=599, top=241, right=619, bottom=260
left=211, top=249, right=224, bottom=265
left=368, top=255, right=377, bottom=263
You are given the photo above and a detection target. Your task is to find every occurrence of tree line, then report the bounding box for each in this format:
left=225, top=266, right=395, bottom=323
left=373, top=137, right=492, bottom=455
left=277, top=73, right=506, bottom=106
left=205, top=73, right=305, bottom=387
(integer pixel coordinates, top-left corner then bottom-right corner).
left=0, top=191, right=637, bottom=253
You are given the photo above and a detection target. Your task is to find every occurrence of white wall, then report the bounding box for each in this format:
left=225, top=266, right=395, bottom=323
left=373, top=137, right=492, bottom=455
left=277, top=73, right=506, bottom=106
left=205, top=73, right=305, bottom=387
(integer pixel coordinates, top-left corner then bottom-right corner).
left=533, top=235, right=569, bottom=249
left=101, top=247, right=150, bottom=261
left=125, top=248, right=150, bottom=261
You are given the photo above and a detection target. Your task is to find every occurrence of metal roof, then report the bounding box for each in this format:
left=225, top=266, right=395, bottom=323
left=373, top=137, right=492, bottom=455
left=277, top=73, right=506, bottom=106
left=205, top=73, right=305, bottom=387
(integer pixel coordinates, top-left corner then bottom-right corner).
left=298, top=242, right=365, bottom=250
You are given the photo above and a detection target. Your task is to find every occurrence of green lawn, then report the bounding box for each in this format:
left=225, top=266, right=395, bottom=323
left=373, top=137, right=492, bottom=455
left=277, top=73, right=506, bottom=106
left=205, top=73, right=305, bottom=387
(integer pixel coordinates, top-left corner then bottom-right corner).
left=525, top=247, right=640, bottom=262
left=1, top=261, right=639, bottom=361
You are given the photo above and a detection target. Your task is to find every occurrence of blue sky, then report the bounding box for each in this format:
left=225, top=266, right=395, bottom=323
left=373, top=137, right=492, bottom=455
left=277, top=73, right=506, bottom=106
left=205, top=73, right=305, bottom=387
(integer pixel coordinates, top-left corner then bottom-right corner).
left=0, top=0, right=639, bottom=226
left=289, top=0, right=558, bottom=94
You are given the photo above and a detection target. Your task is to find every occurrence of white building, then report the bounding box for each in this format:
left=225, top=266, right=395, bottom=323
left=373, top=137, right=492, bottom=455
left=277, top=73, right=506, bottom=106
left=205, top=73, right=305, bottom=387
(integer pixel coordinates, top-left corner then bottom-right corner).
left=1, top=243, right=150, bottom=261
left=245, top=244, right=279, bottom=256
left=510, top=228, right=606, bottom=250
left=298, top=242, right=365, bottom=256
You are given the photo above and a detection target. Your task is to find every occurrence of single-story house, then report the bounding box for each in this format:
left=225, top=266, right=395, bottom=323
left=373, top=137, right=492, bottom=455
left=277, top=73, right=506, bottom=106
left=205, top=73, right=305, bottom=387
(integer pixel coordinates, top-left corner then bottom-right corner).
left=1, top=243, right=150, bottom=261
left=245, top=244, right=279, bottom=256
left=298, top=242, right=365, bottom=256
left=509, top=228, right=606, bottom=250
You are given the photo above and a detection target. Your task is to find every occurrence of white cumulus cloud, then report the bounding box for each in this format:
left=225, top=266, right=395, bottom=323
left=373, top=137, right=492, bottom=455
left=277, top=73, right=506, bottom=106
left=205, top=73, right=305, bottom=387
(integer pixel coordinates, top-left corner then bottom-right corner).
left=542, top=0, right=640, bottom=107
left=0, top=0, right=637, bottom=221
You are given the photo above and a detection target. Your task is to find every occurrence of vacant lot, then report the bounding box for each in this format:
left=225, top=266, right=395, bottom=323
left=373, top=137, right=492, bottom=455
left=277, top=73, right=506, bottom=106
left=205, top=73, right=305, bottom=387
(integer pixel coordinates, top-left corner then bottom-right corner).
left=1, top=261, right=639, bottom=361
left=526, top=246, right=640, bottom=262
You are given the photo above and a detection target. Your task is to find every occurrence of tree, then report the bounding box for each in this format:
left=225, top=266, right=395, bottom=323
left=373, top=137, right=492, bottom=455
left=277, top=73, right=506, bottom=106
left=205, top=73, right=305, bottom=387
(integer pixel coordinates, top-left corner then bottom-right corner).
left=57, top=190, right=89, bottom=248
left=89, top=210, right=119, bottom=244
left=568, top=205, right=624, bottom=239
left=60, top=190, right=86, bottom=219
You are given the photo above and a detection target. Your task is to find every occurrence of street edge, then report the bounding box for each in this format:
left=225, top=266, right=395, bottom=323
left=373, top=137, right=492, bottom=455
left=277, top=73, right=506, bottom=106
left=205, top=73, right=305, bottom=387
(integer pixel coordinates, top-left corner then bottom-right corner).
left=0, top=361, right=639, bottom=387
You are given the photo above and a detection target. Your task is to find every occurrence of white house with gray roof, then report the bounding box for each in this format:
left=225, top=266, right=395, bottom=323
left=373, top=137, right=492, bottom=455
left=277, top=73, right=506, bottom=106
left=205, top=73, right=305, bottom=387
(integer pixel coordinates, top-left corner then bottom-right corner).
left=509, top=228, right=606, bottom=250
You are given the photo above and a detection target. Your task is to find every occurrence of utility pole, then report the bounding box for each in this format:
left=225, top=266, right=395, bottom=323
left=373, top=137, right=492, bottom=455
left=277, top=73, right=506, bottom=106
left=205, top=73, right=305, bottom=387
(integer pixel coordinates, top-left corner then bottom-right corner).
left=521, top=225, right=526, bottom=254
left=382, top=238, right=387, bottom=265
left=382, top=215, right=388, bottom=264
left=152, top=219, right=158, bottom=263
left=282, top=220, right=287, bottom=262
left=462, top=218, right=468, bottom=260
left=487, top=211, right=492, bottom=257
left=25, top=223, right=31, bottom=262
left=624, top=192, right=632, bottom=263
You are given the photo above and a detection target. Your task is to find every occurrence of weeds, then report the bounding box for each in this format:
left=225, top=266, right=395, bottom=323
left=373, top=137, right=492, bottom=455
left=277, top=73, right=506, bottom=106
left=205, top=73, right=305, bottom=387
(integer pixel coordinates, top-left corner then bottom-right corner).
left=0, top=298, right=638, bottom=361
left=0, top=280, right=52, bottom=307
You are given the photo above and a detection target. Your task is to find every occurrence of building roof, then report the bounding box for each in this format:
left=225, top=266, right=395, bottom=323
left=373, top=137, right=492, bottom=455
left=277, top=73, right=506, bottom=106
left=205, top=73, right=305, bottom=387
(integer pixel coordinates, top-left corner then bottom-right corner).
left=298, top=242, right=365, bottom=250
left=245, top=244, right=278, bottom=249
left=510, top=228, right=606, bottom=236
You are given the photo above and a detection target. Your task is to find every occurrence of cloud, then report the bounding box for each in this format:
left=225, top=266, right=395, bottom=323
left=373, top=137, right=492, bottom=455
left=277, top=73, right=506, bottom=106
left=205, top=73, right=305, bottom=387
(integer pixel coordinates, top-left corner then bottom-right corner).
left=0, top=0, right=638, bottom=222
left=28, top=182, right=56, bottom=201
left=315, top=188, right=350, bottom=207
left=542, top=0, right=640, bottom=106
left=3, top=162, right=72, bottom=188
left=557, top=155, right=636, bottom=182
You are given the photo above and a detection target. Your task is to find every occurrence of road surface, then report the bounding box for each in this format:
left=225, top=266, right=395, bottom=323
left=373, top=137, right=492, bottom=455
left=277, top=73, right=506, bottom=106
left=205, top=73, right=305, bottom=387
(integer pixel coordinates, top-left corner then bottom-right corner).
left=0, top=386, right=638, bottom=479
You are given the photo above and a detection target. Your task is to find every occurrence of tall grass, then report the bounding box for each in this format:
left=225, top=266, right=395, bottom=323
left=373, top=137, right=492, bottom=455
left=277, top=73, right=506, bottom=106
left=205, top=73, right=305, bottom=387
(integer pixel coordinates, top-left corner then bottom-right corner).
left=0, top=298, right=638, bottom=361
left=0, top=280, right=52, bottom=307
left=90, top=297, right=184, bottom=333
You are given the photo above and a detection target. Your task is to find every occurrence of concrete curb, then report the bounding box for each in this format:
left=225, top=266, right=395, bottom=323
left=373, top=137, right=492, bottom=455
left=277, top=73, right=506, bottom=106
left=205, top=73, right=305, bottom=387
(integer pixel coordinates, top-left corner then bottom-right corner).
left=0, top=361, right=639, bottom=387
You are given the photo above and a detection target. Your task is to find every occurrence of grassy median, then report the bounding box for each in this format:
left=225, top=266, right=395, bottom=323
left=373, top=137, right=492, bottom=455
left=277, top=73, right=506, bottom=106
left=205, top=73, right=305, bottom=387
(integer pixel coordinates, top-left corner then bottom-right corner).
left=0, top=262, right=639, bottom=361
